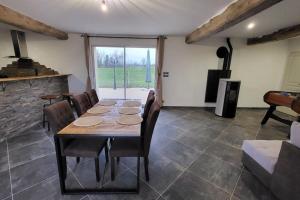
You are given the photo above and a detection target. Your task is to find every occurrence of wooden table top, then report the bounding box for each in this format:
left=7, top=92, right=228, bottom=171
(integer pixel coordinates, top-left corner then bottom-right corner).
left=58, top=100, right=141, bottom=137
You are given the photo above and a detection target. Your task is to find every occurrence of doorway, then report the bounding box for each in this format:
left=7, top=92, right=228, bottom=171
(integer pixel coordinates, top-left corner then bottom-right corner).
left=93, top=46, right=156, bottom=103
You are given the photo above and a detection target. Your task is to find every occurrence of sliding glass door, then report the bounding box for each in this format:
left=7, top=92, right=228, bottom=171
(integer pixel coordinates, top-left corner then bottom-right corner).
left=93, top=46, right=156, bottom=102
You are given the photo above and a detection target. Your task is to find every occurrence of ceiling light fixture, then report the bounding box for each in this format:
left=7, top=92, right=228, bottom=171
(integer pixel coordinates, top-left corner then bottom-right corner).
left=101, top=0, right=107, bottom=12
left=247, top=22, right=255, bottom=30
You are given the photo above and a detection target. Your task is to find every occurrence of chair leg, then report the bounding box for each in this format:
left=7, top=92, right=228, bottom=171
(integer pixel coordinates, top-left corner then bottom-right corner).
left=117, top=157, right=120, bottom=163
left=42, top=105, right=46, bottom=128
left=95, top=157, right=100, bottom=182
left=144, top=156, right=149, bottom=181
left=47, top=121, right=50, bottom=131
left=105, top=145, right=109, bottom=163
left=110, top=156, right=115, bottom=181
left=76, top=157, right=80, bottom=163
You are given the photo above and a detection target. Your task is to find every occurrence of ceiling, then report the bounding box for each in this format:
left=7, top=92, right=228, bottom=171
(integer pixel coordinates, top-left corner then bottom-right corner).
left=0, top=0, right=299, bottom=38
left=0, top=0, right=233, bottom=35
left=217, top=0, right=300, bottom=38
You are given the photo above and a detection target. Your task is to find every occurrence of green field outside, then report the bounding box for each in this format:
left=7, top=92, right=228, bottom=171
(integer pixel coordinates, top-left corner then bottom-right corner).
left=96, top=66, right=155, bottom=88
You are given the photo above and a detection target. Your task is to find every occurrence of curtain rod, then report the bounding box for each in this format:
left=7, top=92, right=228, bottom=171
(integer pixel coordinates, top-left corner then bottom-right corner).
left=81, top=34, right=167, bottom=40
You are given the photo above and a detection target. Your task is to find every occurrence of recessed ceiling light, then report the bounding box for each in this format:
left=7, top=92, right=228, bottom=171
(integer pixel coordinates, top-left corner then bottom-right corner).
left=101, top=0, right=108, bottom=12
left=247, top=22, right=255, bottom=30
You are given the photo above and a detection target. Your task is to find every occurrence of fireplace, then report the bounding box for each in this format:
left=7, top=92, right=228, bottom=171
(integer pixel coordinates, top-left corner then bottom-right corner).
left=0, top=30, right=59, bottom=78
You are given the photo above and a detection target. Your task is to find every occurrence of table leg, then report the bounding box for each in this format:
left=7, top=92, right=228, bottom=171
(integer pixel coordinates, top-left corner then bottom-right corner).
left=54, top=135, right=139, bottom=195
left=54, top=135, right=66, bottom=194
left=137, top=156, right=140, bottom=192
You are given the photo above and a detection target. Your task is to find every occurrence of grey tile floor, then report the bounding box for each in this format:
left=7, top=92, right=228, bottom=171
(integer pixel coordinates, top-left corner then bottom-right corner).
left=0, top=108, right=293, bottom=200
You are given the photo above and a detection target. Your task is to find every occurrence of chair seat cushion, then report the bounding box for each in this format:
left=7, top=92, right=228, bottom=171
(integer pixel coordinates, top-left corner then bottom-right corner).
left=110, top=138, right=141, bottom=157
left=242, top=140, right=283, bottom=174
left=63, top=138, right=107, bottom=157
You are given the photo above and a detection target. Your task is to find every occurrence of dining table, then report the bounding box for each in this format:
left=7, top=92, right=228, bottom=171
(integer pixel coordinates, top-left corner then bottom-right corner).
left=54, top=99, right=142, bottom=195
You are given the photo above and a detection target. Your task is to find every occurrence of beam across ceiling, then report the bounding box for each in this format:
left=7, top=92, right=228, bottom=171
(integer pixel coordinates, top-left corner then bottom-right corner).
left=0, top=4, right=68, bottom=40
left=247, top=24, right=300, bottom=45
left=185, top=0, right=282, bottom=44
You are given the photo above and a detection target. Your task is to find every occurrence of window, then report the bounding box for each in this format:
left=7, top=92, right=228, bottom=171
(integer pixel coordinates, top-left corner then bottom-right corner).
left=93, top=46, right=156, bottom=103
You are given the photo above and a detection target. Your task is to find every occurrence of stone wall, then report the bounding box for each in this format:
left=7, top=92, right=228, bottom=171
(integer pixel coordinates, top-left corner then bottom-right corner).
left=0, top=76, right=68, bottom=141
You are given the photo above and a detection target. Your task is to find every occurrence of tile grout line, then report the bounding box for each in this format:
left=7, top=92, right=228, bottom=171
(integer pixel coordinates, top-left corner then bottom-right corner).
left=46, top=132, right=86, bottom=190
left=158, top=150, right=206, bottom=197
left=229, top=167, right=244, bottom=200
left=10, top=152, right=56, bottom=169
left=177, top=115, right=242, bottom=197
left=123, top=164, right=162, bottom=196
left=155, top=115, right=237, bottom=198
left=230, top=113, right=262, bottom=200
left=5, top=139, right=14, bottom=200
left=7, top=137, right=50, bottom=152
left=12, top=174, right=57, bottom=197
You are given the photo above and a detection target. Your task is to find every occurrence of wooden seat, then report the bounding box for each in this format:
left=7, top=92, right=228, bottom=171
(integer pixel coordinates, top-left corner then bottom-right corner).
left=40, top=94, right=61, bottom=101
left=62, top=92, right=75, bottom=105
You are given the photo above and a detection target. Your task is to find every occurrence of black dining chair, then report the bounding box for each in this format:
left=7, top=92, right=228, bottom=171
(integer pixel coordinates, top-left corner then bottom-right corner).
left=142, top=90, right=155, bottom=132
left=114, top=90, right=155, bottom=162
left=109, top=100, right=161, bottom=181
left=44, top=100, right=108, bottom=182
left=85, top=89, right=99, bottom=106
left=72, top=93, right=92, bottom=117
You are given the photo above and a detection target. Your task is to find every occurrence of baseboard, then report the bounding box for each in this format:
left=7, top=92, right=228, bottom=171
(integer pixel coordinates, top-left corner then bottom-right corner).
left=162, top=106, right=268, bottom=110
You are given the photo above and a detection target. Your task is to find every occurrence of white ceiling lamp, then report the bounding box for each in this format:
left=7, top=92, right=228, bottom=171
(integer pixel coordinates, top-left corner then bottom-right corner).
left=101, top=0, right=108, bottom=12
left=247, top=22, right=256, bottom=30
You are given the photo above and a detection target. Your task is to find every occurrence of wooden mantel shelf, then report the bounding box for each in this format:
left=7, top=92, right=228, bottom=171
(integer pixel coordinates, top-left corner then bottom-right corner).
left=0, top=74, right=71, bottom=82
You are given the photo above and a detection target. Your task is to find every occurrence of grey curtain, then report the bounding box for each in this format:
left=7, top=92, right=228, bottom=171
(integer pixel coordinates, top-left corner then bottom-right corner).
left=84, top=34, right=92, bottom=91
left=155, top=36, right=165, bottom=106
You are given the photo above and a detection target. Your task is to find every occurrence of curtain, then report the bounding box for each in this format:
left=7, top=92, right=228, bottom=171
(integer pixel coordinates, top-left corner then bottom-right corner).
left=155, top=35, right=165, bottom=106
left=84, top=34, right=92, bottom=91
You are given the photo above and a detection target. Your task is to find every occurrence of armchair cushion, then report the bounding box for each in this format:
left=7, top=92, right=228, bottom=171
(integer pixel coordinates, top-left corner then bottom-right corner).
left=271, top=141, right=300, bottom=200
left=242, top=140, right=283, bottom=174
left=290, top=121, right=300, bottom=148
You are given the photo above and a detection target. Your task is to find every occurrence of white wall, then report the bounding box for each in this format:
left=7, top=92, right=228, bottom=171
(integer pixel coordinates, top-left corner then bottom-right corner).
left=230, top=39, right=288, bottom=107
left=162, top=37, right=289, bottom=107
left=0, top=30, right=86, bottom=92
left=162, top=37, right=220, bottom=107
left=288, top=37, right=300, bottom=52
left=0, top=28, right=291, bottom=107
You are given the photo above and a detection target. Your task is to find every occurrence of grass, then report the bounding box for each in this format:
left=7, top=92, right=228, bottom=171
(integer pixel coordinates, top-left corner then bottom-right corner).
left=96, top=66, right=155, bottom=88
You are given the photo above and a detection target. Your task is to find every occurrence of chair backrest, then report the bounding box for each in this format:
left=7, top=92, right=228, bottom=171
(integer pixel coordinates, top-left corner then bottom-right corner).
left=143, top=90, right=155, bottom=121
left=143, top=100, right=160, bottom=156
left=72, top=93, right=92, bottom=117
left=44, top=100, right=75, bottom=154
left=85, top=89, right=99, bottom=106
left=44, top=100, right=75, bottom=134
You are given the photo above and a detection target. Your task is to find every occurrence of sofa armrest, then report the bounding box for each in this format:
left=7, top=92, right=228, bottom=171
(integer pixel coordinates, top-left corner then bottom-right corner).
left=270, top=141, right=300, bottom=200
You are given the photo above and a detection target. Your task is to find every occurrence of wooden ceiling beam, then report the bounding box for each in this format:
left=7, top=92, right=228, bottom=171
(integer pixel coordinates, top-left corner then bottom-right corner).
left=247, top=24, right=300, bottom=45
left=185, top=0, right=282, bottom=44
left=0, top=4, right=68, bottom=40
